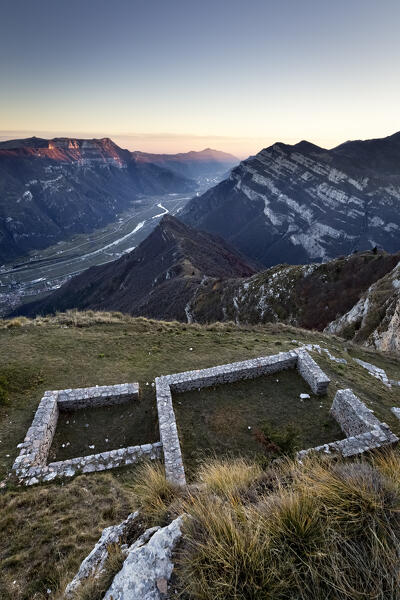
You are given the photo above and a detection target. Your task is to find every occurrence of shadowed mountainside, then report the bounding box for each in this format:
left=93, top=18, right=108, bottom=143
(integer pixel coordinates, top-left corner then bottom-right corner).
left=13, top=216, right=400, bottom=355
left=14, top=215, right=258, bottom=320
left=181, top=131, right=400, bottom=266
left=0, top=137, right=196, bottom=263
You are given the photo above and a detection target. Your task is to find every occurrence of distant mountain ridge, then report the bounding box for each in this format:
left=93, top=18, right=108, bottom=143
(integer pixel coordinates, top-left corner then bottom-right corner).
left=131, top=147, right=238, bottom=182
left=0, top=136, right=197, bottom=263
left=181, top=131, right=400, bottom=266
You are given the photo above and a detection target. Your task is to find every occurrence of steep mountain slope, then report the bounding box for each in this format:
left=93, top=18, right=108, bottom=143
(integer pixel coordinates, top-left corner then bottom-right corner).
left=13, top=213, right=400, bottom=354
left=15, top=215, right=257, bottom=319
left=131, top=148, right=238, bottom=184
left=325, top=260, right=400, bottom=354
left=0, top=137, right=195, bottom=263
left=187, top=250, right=400, bottom=330
left=181, top=132, right=400, bottom=267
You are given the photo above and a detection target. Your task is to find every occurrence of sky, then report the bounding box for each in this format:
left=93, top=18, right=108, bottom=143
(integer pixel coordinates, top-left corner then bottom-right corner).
left=1, top=0, right=399, bottom=158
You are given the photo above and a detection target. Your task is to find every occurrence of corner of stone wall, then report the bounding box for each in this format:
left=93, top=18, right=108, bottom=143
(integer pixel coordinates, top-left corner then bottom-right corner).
left=295, top=350, right=330, bottom=395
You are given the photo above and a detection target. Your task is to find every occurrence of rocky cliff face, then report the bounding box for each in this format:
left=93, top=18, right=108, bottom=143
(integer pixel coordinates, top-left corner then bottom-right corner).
left=325, top=261, right=400, bottom=355
left=187, top=250, right=400, bottom=332
left=181, top=132, right=400, bottom=267
left=0, top=137, right=195, bottom=263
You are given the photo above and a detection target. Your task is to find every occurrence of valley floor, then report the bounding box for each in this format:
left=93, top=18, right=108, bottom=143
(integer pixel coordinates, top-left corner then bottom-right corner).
left=0, top=192, right=192, bottom=316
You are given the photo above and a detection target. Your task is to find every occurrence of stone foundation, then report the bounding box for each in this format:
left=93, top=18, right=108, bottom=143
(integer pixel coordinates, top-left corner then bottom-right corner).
left=12, top=383, right=160, bottom=486
left=298, top=389, right=398, bottom=459
left=13, top=353, right=397, bottom=489
left=156, top=350, right=330, bottom=486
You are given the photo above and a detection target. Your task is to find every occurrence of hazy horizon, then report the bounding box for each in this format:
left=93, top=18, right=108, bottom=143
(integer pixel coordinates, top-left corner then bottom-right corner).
left=1, top=128, right=400, bottom=160
left=2, top=0, right=400, bottom=157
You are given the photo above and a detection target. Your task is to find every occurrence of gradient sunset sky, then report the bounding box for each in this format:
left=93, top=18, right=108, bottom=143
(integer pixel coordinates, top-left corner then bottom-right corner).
left=1, top=0, right=399, bottom=157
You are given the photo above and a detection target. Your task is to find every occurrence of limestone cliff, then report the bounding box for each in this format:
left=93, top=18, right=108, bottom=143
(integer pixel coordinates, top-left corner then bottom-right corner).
left=325, top=261, right=400, bottom=355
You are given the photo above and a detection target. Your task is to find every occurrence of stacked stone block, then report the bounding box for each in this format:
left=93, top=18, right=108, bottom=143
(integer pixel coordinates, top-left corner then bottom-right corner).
left=295, top=349, right=331, bottom=395
left=298, top=389, right=398, bottom=459
left=12, top=383, right=159, bottom=486
left=12, top=391, right=59, bottom=472
left=57, top=383, right=138, bottom=410
left=331, top=389, right=385, bottom=436
left=166, top=351, right=298, bottom=393
left=156, top=350, right=331, bottom=486
left=155, top=377, right=186, bottom=487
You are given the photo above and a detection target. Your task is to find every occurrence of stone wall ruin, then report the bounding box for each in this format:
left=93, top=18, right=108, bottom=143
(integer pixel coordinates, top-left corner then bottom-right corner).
left=12, top=383, right=161, bottom=485
left=11, top=350, right=398, bottom=488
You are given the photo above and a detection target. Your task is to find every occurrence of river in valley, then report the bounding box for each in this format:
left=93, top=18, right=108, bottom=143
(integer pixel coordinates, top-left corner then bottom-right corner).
left=0, top=192, right=193, bottom=315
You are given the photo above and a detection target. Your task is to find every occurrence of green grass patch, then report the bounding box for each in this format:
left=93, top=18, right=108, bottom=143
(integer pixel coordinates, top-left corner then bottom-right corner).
left=49, top=399, right=158, bottom=462
left=173, top=370, right=343, bottom=476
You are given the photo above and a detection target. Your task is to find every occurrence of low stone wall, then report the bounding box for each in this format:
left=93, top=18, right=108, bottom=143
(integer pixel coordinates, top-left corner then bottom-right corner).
left=13, top=391, right=59, bottom=470
left=167, top=351, right=298, bottom=393
left=12, top=382, right=160, bottom=486
left=155, top=378, right=186, bottom=487
left=331, top=389, right=385, bottom=436
left=156, top=350, right=331, bottom=486
left=14, top=442, right=162, bottom=486
left=57, top=383, right=139, bottom=410
left=298, top=389, right=398, bottom=460
left=295, top=349, right=330, bottom=395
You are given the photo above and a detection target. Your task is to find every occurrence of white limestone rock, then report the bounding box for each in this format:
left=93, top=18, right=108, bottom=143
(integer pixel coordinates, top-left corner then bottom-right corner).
left=103, top=515, right=184, bottom=600
left=65, top=511, right=139, bottom=597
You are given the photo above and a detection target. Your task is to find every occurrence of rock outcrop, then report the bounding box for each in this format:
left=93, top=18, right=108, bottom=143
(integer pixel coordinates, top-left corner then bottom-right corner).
left=104, top=515, right=184, bottom=600
left=325, top=260, right=400, bottom=355
left=65, top=512, right=140, bottom=597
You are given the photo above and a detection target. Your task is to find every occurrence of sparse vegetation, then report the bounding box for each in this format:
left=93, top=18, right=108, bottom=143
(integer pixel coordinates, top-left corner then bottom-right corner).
left=0, top=474, right=134, bottom=599
left=177, top=451, right=400, bottom=600
left=128, top=461, right=184, bottom=526
left=197, top=457, right=262, bottom=497
left=255, top=420, right=301, bottom=457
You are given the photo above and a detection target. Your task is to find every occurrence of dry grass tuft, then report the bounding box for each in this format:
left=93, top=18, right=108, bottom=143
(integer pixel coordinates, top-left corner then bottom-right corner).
left=177, top=451, right=400, bottom=600
left=0, top=474, right=134, bottom=600
left=2, top=317, right=31, bottom=329
left=127, top=461, right=184, bottom=525
left=197, top=457, right=262, bottom=498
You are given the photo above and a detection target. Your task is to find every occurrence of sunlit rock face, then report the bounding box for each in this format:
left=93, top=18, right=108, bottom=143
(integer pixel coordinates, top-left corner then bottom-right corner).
left=0, top=137, right=196, bottom=263
left=181, top=132, right=400, bottom=267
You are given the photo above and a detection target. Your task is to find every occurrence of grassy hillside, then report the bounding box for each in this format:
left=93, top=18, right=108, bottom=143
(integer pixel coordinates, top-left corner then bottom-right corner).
left=0, top=311, right=399, bottom=598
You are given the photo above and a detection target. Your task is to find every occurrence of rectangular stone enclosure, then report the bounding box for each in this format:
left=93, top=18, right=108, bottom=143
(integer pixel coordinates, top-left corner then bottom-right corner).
left=155, top=349, right=330, bottom=486
left=12, top=350, right=398, bottom=488
left=12, top=383, right=162, bottom=485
